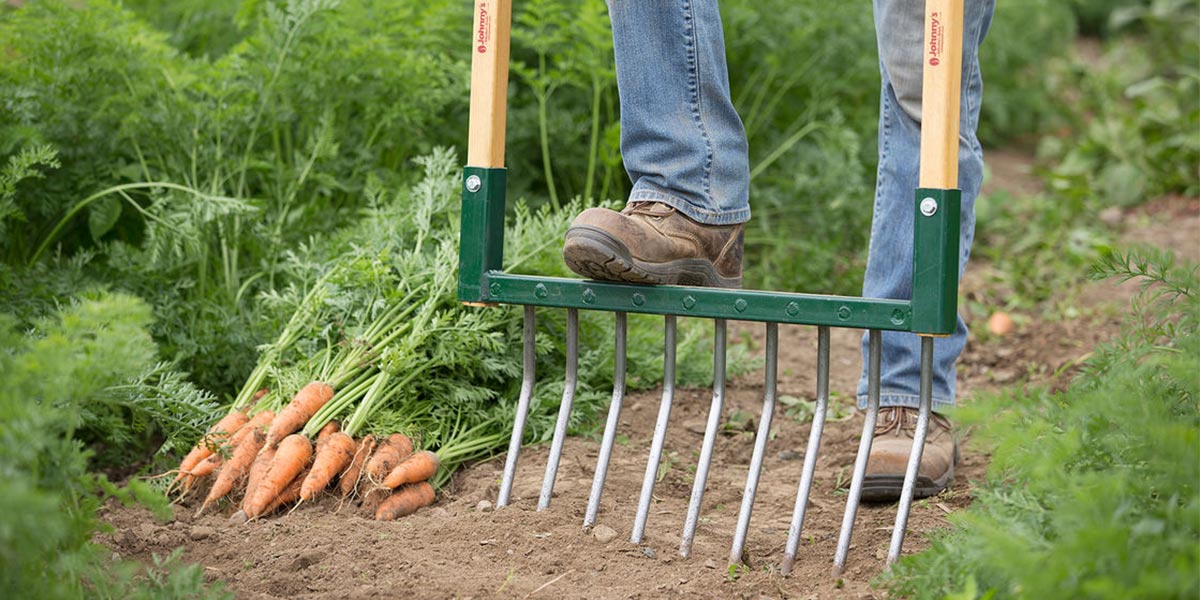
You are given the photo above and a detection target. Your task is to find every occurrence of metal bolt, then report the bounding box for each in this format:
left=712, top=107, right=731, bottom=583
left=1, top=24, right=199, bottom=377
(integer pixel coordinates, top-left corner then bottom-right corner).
left=582, top=289, right=596, bottom=304
left=837, top=306, right=852, bottom=321
left=920, top=197, right=938, bottom=217
left=489, top=281, right=502, bottom=296
left=682, top=295, right=697, bottom=310
left=734, top=299, right=747, bottom=313
left=466, top=175, right=482, bottom=192
left=786, top=302, right=800, bottom=317
left=534, top=283, right=548, bottom=299
left=632, top=293, right=645, bottom=306
left=891, top=308, right=907, bottom=326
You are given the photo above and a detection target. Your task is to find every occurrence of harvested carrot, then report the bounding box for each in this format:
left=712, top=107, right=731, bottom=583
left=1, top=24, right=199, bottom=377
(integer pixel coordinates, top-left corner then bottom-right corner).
left=190, top=453, right=223, bottom=479
left=300, top=432, right=356, bottom=501
left=360, top=486, right=391, bottom=514
left=390, top=432, right=414, bottom=458
left=244, top=434, right=313, bottom=519
left=375, top=482, right=436, bottom=521
left=242, top=443, right=277, bottom=514
left=230, top=466, right=308, bottom=525
left=264, top=382, right=334, bottom=448
left=382, top=450, right=439, bottom=488
left=365, top=433, right=413, bottom=484
left=229, top=410, right=274, bottom=446
left=339, top=435, right=376, bottom=498
left=315, top=420, right=341, bottom=448
left=168, top=409, right=248, bottom=492
left=196, top=429, right=265, bottom=517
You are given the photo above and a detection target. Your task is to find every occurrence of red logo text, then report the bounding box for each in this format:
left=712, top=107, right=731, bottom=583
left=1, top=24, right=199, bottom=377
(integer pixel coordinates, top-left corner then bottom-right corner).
left=928, top=11, right=942, bottom=66
left=477, top=2, right=490, bottom=54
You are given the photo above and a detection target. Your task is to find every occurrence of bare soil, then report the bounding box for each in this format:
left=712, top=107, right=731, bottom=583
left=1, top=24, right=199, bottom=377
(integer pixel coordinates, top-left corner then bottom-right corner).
left=98, top=194, right=1198, bottom=599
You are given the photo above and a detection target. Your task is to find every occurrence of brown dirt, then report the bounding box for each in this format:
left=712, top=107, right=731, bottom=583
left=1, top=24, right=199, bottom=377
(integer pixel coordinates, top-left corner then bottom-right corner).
left=97, top=187, right=1197, bottom=599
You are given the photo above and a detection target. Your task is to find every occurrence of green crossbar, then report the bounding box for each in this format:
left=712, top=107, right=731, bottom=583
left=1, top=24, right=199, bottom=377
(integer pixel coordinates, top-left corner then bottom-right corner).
left=457, top=166, right=961, bottom=336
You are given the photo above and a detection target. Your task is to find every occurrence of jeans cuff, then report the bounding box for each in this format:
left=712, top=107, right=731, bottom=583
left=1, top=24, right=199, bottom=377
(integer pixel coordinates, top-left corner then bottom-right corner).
left=856, top=392, right=955, bottom=413
left=628, top=181, right=750, bottom=226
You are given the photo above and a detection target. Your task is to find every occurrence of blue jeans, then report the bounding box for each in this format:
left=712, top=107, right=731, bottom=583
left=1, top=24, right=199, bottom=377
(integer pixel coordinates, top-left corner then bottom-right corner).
left=608, top=0, right=995, bottom=410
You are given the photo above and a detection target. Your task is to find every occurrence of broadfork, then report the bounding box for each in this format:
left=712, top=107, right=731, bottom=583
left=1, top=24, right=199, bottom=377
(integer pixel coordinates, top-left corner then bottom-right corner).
left=458, top=0, right=966, bottom=575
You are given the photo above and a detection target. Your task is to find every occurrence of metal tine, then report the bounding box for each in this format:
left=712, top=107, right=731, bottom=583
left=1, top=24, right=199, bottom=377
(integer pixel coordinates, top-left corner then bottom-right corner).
left=780, top=325, right=832, bottom=575
left=584, top=312, right=628, bottom=529
left=631, top=315, right=677, bottom=544
left=729, top=322, right=779, bottom=565
left=887, top=336, right=935, bottom=565
left=497, top=306, right=536, bottom=508
left=833, top=329, right=882, bottom=576
left=680, top=319, right=728, bottom=557
left=538, top=308, right=579, bottom=510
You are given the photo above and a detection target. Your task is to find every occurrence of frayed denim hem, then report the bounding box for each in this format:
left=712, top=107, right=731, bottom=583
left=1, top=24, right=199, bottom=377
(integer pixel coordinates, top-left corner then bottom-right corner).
left=856, top=392, right=955, bottom=413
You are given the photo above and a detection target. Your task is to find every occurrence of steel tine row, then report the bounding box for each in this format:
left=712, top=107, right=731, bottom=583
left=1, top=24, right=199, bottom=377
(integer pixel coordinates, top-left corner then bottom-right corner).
left=729, top=322, right=779, bottom=564
left=779, top=326, right=832, bottom=574
left=631, top=315, right=677, bottom=543
left=497, top=305, right=536, bottom=508
left=888, top=336, right=934, bottom=564
left=498, top=311, right=928, bottom=572
left=584, top=312, right=628, bottom=529
left=832, top=329, right=882, bottom=576
left=679, top=319, right=728, bottom=557
left=538, top=308, right=579, bottom=510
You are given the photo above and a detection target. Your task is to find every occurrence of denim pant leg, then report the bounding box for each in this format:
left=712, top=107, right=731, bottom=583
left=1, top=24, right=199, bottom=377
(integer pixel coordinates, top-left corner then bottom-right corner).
left=857, top=0, right=996, bottom=412
left=607, top=0, right=751, bottom=225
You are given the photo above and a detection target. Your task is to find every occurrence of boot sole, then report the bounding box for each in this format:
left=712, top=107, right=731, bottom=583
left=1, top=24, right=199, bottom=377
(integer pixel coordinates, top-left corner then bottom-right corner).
left=860, top=448, right=957, bottom=503
left=562, top=225, right=742, bottom=289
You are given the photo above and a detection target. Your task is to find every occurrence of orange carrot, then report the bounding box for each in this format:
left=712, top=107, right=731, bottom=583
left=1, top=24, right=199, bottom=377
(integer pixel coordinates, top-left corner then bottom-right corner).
left=241, top=443, right=277, bottom=514
left=360, top=486, right=391, bottom=514
left=339, top=435, right=376, bottom=498
left=382, top=450, right=439, bottom=489
left=365, top=433, right=413, bottom=484
left=244, top=434, right=313, bottom=519
left=375, top=482, right=436, bottom=521
left=230, top=466, right=308, bottom=525
left=262, top=467, right=307, bottom=515
left=196, top=429, right=265, bottom=517
left=264, top=382, right=334, bottom=448
left=300, top=432, right=356, bottom=501
left=315, top=420, right=341, bottom=448
left=229, top=410, right=274, bottom=446
left=168, top=410, right=248, bottom=492
left=194, top=410, right=273, bottom=479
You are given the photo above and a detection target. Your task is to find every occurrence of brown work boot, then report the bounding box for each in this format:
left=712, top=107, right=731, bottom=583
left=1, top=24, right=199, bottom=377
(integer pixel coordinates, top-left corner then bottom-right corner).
left=562, top=202, right=744, bottom=288
left=861, top=406, right=957, bottom=502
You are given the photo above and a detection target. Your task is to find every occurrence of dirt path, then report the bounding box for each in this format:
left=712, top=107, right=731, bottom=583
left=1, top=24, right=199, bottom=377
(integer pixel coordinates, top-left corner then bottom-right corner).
left=99, top=183, right=1197, bottom=598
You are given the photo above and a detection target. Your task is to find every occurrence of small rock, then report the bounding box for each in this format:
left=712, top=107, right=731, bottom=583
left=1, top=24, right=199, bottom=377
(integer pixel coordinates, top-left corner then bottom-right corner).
left=1099, top=206, right=1123, bottom=226
left=189, top=526, right=215, bottom=541
left=288, top=549, right=325, bottom=572
left=429, top=507, right=450, bottom=518
left=684, top=420, right=707, bottom=435
left=592, top=524, right=618, bottom=544
left=778, top=449, right=804, bottom=461
left=476, top=500, right=494, bottom=513
left=704, top=559, right=718, bottom=569
left=640, top=546, right=656, bottom=559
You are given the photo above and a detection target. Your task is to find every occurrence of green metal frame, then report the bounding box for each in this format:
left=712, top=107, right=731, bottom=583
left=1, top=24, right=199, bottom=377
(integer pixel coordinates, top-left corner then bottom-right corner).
left=457, top=169, right=961, bottom=335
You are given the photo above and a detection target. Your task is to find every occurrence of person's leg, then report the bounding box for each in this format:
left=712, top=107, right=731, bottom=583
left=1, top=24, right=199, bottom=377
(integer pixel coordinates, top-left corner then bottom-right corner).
left=608, top=0, right=750, bottom=225
left=563, top=0, right=750, bottom=288
left=858, top=0, right=995, bottom=500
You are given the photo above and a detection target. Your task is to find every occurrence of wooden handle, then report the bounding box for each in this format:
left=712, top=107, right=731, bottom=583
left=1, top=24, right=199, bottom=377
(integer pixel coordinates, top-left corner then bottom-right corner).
left=467, top=0, right=513, bottom=168
left=918, top=0, right=964, bottom=189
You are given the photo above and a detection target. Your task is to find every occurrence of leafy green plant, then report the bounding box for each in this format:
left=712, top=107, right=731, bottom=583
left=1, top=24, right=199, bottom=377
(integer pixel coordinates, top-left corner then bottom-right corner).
left=0, top=293, right=226, bottom=599
left=887, top=248, right=1199, bottom=599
